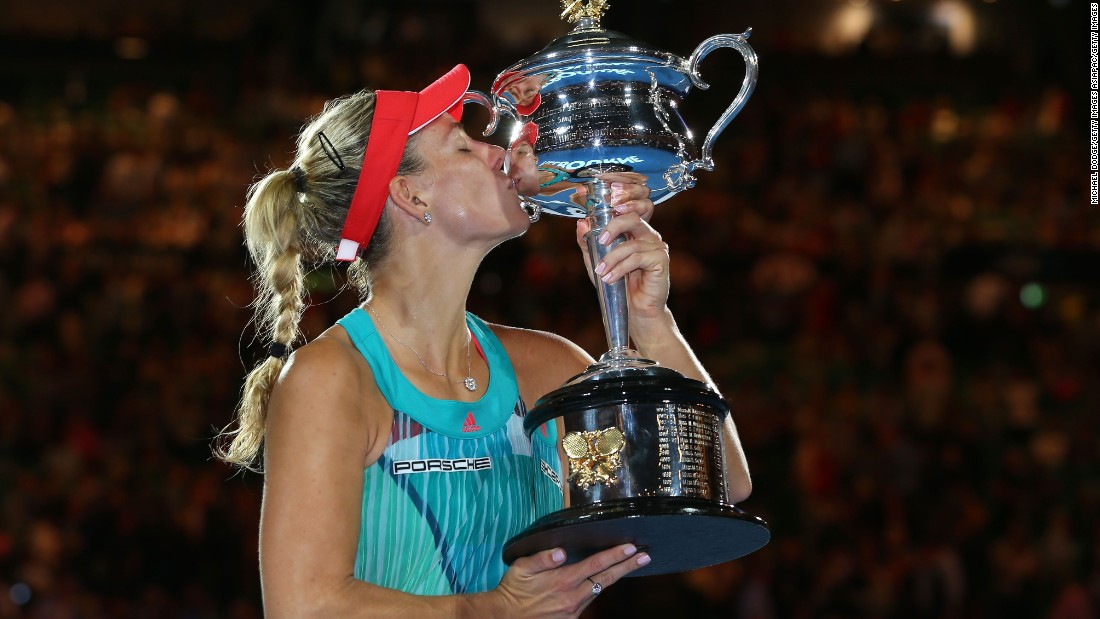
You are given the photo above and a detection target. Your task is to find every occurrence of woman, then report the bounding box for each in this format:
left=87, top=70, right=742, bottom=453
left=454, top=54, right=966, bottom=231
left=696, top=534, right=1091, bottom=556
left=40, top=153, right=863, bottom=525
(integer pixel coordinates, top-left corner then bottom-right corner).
left=218, top=64, right=752, bottom=617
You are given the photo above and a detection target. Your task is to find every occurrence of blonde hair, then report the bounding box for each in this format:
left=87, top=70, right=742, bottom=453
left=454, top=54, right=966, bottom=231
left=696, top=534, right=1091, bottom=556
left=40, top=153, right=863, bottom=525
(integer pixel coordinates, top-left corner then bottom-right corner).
left=216, top=90, right=425, bottom=471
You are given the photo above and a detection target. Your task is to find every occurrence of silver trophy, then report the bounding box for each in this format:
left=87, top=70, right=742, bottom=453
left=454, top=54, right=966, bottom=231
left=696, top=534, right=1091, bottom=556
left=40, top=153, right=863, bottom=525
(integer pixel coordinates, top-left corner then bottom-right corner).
left=481, top=1, right=770, bottom=575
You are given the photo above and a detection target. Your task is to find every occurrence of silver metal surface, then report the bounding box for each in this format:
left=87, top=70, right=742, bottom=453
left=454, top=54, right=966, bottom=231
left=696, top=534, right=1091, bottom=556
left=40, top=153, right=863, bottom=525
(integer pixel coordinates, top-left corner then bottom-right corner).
left=583, top=179, right=630, bottom=355
left=479, top=14, right=757, bottom=364
left=487, top=22, right=758, bottom=217
left=687, top=31, right=759, bottom=174
left=559, top=399, right=728, bottom=509
left=495, top=7, right=771, bottom=574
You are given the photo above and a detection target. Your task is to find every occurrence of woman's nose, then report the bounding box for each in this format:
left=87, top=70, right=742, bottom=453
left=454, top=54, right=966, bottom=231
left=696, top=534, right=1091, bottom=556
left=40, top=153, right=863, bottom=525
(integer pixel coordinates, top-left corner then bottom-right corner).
left=483, top=143, right=506, bottom=171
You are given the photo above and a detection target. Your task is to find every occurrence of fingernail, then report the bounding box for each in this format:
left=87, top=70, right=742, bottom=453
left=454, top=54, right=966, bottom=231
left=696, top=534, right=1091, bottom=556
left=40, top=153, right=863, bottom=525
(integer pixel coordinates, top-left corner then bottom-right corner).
left=637, top=554, right=651, bottom=566
left=598, top=231, right=611, bottom=245
left=601, top=272, right=613, bottom=283
left=624, top=544, right=637, bottom=556
left=594, top=262, right=607, bottom=275
left=612, top=182, right=624, bottom=190
left=613, top=204, right=628, bottom=214
left=552, top=549, right=565, bottom=562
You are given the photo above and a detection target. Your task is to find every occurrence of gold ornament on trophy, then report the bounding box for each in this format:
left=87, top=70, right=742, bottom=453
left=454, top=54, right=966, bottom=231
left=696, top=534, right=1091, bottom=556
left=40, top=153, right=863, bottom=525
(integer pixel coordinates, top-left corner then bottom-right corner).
left=560, top=0, right=609, bottom=24
left=563, top=428, right=626, bottom=489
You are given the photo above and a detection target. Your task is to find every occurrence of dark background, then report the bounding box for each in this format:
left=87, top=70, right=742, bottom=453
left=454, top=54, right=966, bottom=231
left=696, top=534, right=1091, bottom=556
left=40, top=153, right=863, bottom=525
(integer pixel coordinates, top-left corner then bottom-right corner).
left=0, top=0, right=1092, bottom=617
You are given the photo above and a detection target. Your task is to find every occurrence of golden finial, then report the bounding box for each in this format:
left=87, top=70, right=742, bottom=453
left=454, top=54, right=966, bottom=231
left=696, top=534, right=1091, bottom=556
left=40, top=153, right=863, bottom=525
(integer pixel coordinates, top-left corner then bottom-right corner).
left=560, top=0, right=610, bottom=25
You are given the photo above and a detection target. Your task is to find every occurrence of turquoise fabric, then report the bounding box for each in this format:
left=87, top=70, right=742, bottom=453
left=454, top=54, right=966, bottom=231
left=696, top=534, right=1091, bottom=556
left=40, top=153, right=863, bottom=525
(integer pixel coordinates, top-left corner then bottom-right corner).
left=336, top=308, right=564, bottom=594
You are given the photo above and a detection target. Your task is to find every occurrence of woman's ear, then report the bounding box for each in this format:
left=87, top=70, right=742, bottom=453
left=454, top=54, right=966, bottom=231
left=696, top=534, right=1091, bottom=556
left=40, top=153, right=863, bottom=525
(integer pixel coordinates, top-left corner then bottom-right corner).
left=387, top=176, right=429, bottom=222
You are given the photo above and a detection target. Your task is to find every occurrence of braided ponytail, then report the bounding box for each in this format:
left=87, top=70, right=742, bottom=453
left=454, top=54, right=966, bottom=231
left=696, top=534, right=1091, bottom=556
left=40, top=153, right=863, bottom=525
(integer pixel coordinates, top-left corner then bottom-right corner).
left=217, top=169, right=305, bottom=469
left=216, top=89, right=425, bottom=470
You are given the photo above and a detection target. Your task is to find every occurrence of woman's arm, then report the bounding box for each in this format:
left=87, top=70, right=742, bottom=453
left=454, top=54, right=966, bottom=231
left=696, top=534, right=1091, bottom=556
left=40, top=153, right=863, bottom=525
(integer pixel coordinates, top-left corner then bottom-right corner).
left=623, top=308, right=753, bottom=503
left=490, top=324, right=595, bottom=407
left=575, top=208, right=753, bottom=504
left=260, top=334, right=464, bottom=617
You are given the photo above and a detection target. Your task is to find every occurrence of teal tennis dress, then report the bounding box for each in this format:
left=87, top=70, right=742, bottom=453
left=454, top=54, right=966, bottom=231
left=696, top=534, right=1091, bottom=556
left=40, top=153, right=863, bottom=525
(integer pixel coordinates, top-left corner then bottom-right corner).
left=337, top=308, right=564, bottom=595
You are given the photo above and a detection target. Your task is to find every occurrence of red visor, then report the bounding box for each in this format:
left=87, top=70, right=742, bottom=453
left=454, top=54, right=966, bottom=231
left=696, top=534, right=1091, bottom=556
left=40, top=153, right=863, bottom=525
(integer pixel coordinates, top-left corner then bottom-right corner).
left=336, top=64, right=471, bottom=262
left=516, top=93, right=541, bottom=116
left=513, top=121, right=538, bottom=148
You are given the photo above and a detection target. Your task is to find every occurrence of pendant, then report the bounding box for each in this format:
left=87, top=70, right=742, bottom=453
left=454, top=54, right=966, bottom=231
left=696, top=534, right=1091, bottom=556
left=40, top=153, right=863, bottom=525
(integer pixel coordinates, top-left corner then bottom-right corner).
left=464, top=376, right=478, bottom=392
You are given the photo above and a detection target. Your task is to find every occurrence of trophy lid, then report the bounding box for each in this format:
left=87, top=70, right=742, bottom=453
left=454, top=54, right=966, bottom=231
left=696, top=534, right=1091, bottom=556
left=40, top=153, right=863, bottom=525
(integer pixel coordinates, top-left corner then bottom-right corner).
left=492, top=15, right=691, bottom=101
left=516, top=26, right=680, bottom=69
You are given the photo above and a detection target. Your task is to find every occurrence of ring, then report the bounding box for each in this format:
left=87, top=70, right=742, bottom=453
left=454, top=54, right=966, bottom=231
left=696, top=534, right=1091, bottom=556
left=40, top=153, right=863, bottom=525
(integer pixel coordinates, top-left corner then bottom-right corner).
left=586, top=576, right=602, bottom=596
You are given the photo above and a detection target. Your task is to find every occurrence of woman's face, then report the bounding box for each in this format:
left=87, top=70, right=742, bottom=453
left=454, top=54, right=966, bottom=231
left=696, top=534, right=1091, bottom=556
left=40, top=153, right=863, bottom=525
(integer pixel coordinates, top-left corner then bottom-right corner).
left=506, top=78, right=541, bottom=107
left=408, top=116, right=530, bottom=243
left=506, top=142, right=540, bottom=196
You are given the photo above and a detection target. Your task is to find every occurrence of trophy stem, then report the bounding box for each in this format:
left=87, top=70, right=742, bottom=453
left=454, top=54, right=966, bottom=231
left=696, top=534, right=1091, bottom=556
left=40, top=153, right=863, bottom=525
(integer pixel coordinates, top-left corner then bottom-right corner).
left=584, top=179, right=632, bottom=361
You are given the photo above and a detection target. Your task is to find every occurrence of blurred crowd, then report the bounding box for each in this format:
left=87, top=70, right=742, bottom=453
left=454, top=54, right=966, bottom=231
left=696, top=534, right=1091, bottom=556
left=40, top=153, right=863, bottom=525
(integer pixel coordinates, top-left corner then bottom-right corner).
left=0, top=3, right=1094, bottom=618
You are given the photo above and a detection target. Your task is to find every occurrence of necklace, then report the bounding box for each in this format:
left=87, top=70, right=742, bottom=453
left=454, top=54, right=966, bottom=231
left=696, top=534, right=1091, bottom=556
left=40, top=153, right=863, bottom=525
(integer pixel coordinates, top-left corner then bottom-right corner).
left=364, top=301, right=478, bottom=392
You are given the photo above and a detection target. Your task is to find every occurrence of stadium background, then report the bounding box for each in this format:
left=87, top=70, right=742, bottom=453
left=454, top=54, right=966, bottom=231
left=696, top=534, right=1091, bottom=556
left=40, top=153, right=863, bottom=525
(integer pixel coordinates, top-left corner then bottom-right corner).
left=0, top=1, right=1090, bottom=616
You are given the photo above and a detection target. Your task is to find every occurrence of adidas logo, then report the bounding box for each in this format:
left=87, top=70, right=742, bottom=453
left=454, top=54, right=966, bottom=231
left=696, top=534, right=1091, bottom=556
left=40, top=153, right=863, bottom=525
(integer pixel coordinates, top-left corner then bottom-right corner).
left=462, top=412, right=481, bottom=433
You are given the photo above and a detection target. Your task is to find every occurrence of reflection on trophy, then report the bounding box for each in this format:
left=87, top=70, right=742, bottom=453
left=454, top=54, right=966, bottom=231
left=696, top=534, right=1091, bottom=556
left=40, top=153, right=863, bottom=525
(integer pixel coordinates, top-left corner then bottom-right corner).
left=489, top=0, right=771, bottom=576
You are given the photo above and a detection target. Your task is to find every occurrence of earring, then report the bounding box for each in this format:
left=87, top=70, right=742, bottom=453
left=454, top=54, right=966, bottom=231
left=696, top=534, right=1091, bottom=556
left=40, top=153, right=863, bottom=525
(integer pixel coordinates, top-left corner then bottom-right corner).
left=423, top=212, right=432, bottom=224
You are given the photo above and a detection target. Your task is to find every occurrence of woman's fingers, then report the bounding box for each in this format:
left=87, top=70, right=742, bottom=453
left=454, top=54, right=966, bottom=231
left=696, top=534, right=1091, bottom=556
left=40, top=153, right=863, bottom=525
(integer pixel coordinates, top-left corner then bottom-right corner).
left=600, top=211, right=654, bottom=240
left=496, top=544, right=650, bottom=618
left=577, top=212, right=668, bottom=284
left=562, top=544, right=651, bottom=612
left=595, top=171, right=649, bottom=187
left=589, top=213, right=668, bottom=302
left=593, top=237, right=669, bottom=284
left=579, top=212, right=656, bottom=250
left=509, top=546, right=568, bottom=576
left=574, top=174, right=658, bottom=287
left=611, top=198, right=654, bottom=221
left=603, top=176, right=654, bottom=222
left=564, top=174, right=653, bottom=221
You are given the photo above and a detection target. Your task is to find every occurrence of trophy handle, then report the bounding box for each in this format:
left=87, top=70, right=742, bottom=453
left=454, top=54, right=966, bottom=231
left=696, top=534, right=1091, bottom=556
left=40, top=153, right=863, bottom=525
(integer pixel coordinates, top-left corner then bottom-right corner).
left=462, top=90, right=520, bottom=137
left=685, top=29, right=758, bottom=173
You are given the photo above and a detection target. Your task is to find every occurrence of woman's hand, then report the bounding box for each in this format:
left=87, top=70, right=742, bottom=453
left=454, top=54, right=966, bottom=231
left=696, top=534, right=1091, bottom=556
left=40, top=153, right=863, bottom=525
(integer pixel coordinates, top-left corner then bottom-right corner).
left=572, top=172, right=654, bottom=221
left=468, top=544, right=650, bottom=618
left=574, top=175, right=669, bottom=323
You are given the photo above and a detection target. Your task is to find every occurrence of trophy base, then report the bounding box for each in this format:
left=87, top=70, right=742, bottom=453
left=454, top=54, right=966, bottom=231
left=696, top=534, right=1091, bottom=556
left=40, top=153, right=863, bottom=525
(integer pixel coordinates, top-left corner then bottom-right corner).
left=502, top=497, right=770, bottom=577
